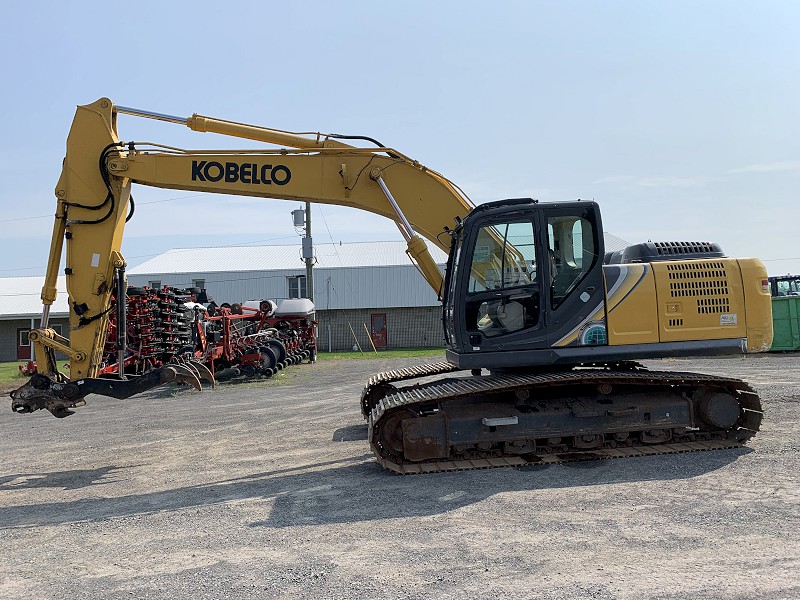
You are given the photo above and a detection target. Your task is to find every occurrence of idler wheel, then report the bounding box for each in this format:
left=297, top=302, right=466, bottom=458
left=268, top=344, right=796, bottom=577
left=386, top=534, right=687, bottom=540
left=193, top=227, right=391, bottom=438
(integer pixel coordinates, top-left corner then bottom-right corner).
left=699, top=392, right=740, bottom=429
left=378, top=409, right=416, bottom=456
left=362, top=382, right=397, bottom=416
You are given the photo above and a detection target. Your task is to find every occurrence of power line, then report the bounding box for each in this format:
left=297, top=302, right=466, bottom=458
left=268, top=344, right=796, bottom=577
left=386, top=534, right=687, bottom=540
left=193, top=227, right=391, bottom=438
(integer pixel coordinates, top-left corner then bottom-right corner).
left=0, top=235, right=303, bottom=273
left=0, top=214, right=53, bottom=223
left=316, top=205, right=356, bottom=307
left=0, top=193, right=207, bottom=224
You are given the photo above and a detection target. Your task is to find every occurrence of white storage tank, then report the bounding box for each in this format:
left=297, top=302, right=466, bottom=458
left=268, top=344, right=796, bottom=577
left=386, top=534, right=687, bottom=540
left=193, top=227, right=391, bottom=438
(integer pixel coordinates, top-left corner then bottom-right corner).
left=274, top=298, right=315, bottom=317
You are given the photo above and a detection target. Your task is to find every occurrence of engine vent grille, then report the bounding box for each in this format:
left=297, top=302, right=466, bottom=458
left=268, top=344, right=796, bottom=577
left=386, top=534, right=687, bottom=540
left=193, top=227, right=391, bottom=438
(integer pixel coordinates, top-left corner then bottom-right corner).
left=668, top=318, right=684, bottom=327
left=655, top=241, right=717, bottom=256
left=666, top=261, right=730, bottom=315
left=697, top=298, right=730, bottom=314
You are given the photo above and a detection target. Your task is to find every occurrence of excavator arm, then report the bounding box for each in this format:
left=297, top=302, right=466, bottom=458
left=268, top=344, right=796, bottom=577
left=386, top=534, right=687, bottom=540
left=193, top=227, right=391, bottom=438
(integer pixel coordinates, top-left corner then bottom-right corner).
left=11, top=98, right=474, bottom=416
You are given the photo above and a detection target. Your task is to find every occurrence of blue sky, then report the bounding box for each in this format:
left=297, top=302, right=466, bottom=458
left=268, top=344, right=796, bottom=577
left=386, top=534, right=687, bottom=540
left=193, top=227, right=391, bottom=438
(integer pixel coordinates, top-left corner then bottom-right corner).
left=1, top=1, right=798, bottom=277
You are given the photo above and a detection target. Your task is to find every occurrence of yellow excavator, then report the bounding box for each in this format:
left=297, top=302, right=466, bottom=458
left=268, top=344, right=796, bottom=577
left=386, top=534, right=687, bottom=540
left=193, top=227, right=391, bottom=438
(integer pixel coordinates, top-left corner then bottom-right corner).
left=11, top=98, right=772, bottom=473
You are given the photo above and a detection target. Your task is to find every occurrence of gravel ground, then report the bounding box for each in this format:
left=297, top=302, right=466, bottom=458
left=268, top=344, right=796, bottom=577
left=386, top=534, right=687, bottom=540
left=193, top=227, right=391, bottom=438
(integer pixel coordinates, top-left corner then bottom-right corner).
left=1, top=353, right=798, bottom=600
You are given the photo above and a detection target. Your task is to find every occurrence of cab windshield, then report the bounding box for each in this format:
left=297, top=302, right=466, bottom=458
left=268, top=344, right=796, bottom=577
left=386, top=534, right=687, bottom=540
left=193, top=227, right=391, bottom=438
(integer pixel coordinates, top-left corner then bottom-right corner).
left=775, top=277, right=800, bottom=296
left=467, top=222, right=537, bottom=293
left=464, top=219, right=539, bottom=338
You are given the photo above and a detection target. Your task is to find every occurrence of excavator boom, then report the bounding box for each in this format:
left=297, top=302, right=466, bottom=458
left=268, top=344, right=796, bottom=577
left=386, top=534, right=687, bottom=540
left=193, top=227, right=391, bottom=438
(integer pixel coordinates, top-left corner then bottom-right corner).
left=30, top=98, right=473, bottom=384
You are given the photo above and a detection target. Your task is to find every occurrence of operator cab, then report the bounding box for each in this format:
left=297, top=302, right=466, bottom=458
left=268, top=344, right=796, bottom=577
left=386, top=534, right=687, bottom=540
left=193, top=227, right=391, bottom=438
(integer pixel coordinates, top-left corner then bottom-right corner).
left=443, top=199, right=604, bottom=370
left=769, top=275, right=800, bottom=297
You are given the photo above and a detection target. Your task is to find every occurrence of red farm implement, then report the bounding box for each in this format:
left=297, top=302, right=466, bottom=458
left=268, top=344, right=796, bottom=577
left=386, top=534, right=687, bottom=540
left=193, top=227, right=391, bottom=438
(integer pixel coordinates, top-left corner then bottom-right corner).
left=100, top=287, right=316, bottom=383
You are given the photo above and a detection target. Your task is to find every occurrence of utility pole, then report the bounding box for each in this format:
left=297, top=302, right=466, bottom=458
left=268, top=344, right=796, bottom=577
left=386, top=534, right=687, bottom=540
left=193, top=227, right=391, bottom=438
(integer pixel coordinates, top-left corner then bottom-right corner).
left=292, top=205, right=314, bottom=301
left=303, top=202, right=313, bottom=301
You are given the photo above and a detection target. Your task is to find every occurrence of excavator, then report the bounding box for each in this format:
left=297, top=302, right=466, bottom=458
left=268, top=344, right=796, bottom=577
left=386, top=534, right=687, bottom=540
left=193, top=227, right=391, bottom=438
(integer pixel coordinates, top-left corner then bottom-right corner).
left=11, top=98, right=772, bottom=474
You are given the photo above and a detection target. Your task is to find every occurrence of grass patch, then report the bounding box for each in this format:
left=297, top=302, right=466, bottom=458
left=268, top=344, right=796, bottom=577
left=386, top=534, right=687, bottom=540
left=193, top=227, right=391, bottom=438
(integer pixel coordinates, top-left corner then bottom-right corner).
left=1, top=347, right=444, bottom=387
left=316, top=347, right=446, bottom=361
left=0, top=361, right=70, bottom=385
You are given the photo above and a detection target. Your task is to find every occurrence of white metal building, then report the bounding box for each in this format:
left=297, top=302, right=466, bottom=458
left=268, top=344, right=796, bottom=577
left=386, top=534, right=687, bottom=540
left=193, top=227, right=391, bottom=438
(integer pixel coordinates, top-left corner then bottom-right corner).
left=127, top=241, right=448, bottom=310
left=127, top=241, right=449, bottom=351
left=0, top=233, right=632, bottom=358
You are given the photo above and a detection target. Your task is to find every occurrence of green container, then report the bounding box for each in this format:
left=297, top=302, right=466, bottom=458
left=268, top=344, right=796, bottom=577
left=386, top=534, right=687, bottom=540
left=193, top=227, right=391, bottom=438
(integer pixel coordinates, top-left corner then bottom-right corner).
left=771, top=296, right=800, bottom=351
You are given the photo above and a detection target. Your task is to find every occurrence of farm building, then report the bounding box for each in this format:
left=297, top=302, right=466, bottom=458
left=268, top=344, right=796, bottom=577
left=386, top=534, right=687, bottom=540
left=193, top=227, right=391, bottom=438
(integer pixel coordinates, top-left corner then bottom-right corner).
left=127, top=241, right=449, bottom=352
left=0, top=276, right=69, bottom=361
left=0, top=234, right=631, bottom=360
left=0, top=241, right=449, bottom=360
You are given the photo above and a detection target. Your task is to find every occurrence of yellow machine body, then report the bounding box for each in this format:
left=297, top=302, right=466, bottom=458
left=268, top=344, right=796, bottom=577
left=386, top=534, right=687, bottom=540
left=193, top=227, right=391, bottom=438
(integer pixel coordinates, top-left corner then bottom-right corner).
left=604, top=259, right=773, bottom=351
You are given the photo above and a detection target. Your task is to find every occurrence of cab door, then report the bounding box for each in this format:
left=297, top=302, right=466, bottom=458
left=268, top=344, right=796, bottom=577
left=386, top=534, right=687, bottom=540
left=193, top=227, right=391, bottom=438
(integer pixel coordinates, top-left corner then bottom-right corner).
left=458, top=213, right=546, bottom=353
left=542, top=204, right=607, bottom=347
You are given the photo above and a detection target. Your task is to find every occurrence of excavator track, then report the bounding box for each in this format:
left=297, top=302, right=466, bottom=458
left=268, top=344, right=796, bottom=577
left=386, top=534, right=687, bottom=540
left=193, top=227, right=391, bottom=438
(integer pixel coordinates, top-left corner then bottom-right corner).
left=367, top=368, right=763, bottom=474
left=360, top=362, right=462, bottom=417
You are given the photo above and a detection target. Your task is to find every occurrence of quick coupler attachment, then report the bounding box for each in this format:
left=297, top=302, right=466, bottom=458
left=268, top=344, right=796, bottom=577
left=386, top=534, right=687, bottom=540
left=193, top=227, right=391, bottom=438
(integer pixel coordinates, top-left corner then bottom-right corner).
left=10, top=373, right=87, bottom=418
left=10, top=361, right=215, bottom=418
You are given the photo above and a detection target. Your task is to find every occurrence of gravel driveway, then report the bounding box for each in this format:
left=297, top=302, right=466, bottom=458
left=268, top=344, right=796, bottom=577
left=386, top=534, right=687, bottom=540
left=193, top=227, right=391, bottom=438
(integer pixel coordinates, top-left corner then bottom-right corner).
left=1, top=353, right=798, bottom=599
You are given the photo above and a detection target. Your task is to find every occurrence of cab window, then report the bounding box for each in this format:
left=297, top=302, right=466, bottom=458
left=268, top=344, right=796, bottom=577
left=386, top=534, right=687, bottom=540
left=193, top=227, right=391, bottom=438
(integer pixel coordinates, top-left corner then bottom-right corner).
left=777, top=278, right=800, bottom=296
left=468, top=222, right=537, bottom=293
left=548, top=214, right=598, bottom=308
left=465, top=220, right=539, bottom=338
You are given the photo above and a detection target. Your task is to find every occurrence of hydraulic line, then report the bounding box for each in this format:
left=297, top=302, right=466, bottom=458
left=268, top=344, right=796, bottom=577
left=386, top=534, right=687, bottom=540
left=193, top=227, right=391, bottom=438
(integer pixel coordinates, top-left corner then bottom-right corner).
left=65, top=143, right=124, bottom=226
left=115, top=265, right=127, bottom=379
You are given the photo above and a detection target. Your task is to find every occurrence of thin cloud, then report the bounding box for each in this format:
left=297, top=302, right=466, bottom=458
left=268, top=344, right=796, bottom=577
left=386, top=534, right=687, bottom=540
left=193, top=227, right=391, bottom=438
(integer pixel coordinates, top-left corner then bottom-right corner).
left=592, top=175, right=635, bottom=185
left=636, top=176, right=720, bottom=188
left=728, top=160, right=800, bottom=174
left=592, top=175, right=718, bottom=188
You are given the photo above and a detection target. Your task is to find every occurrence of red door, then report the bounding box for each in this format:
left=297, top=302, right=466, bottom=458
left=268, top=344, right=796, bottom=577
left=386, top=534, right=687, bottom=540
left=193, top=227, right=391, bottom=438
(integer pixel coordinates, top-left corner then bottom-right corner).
left=17, top=328, right=31, bottom=360
left=371, top=313, right=387, bottom=349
